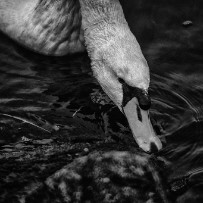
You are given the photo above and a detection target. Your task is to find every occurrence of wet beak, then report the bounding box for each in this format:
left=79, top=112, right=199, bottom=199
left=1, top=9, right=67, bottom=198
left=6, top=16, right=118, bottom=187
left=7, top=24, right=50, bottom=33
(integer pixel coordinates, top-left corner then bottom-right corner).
left=123, top=97, right=162, bottom=153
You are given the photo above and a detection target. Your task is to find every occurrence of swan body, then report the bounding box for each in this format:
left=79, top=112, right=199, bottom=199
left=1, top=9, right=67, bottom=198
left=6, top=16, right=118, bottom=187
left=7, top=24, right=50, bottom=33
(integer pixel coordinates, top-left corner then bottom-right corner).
left=0, top=0, right=85, bottom=55
left=0, top=0, right=162, bottom=153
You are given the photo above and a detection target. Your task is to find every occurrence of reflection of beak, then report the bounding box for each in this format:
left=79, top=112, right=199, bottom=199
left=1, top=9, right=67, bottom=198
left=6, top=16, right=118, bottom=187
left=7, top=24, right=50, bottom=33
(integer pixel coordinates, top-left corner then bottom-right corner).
left=123, top=97, right=162, bottom=153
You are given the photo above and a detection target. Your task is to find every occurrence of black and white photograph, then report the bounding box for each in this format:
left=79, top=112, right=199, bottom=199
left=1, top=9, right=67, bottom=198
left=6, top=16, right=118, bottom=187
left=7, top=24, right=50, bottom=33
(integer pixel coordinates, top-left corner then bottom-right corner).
left=0, top=0, right=202, bottom=202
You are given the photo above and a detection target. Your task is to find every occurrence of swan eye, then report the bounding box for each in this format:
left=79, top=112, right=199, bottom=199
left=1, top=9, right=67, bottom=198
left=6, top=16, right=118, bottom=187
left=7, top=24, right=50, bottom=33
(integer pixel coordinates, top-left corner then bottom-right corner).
left=138, top=90, right=151, bottom=110
left=119, top=78, right=151, bottom=110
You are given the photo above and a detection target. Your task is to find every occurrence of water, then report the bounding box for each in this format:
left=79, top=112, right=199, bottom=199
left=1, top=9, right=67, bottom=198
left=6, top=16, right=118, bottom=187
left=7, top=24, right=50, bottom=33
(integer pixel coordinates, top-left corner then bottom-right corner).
left=0, top=0, right=203, bottom=202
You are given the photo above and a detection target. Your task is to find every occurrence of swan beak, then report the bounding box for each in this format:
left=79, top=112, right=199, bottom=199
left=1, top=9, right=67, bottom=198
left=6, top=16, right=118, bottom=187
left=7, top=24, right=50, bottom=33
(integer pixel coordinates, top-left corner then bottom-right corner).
left=123, top=97, right=162, bottom=153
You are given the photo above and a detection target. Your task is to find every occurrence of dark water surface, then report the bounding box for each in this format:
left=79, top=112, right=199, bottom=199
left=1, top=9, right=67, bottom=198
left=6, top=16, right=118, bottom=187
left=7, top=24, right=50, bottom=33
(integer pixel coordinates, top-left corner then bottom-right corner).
left=0, top=0, right=203, bottom=202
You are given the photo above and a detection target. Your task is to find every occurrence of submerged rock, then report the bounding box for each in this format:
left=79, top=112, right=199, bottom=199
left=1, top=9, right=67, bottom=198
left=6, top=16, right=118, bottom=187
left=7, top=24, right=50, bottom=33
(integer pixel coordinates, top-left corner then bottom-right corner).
left=23, top=151, right=170, bottom=203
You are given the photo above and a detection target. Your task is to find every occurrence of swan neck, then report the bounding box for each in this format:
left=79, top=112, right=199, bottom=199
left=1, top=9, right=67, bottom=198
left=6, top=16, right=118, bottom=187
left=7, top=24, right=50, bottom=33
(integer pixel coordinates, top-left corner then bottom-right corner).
left=79, top=0, right=128, bottom=30
left=79, top=0, right=130, bottom=55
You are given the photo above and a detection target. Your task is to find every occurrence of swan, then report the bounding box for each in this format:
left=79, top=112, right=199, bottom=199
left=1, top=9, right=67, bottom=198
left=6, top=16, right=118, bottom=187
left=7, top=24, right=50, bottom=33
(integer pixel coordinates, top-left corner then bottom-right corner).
left=0, top=0, right=162, bottom=153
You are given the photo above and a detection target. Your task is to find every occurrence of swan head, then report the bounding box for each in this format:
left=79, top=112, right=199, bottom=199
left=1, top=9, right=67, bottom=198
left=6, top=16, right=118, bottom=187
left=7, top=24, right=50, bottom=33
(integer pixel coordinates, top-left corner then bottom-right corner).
left=79, top=0, right=162, bottom=153
left=91, top=37, right=162, bottom=153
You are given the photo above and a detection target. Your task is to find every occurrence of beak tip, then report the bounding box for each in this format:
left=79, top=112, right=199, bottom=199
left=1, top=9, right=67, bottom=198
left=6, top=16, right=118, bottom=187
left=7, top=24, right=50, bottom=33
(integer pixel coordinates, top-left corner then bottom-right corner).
left=149, top=142, right=159, bottom=154
left=138, top=139, right=163, bottom=154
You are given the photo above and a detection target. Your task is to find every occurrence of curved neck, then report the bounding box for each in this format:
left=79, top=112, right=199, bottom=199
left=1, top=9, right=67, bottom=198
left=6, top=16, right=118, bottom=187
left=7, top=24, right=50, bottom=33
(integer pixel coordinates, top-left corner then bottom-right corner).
left=79, top=0, right=128, bottom=47
left=79, top=0, right=127, bottom=29
left=79, top=0, right=134, bottom=62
